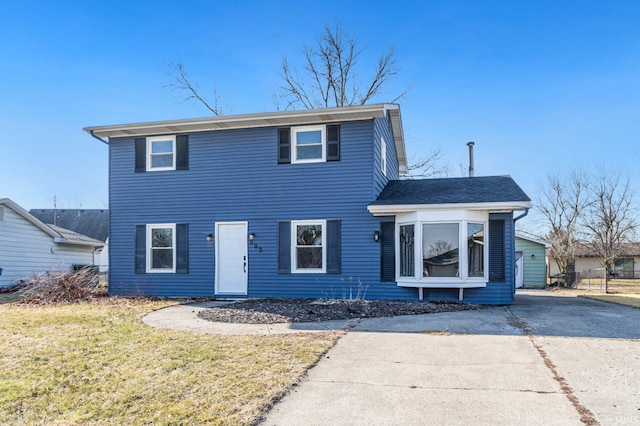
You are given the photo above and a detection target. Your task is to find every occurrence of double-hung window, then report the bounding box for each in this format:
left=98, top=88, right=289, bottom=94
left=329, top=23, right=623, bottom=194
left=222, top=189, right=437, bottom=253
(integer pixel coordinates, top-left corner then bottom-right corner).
left=147, top=136, right=176, bottom=171
left=147, top=224, right=176, bottom=272
left=292, top=220, right=326, bottom=273
left=292, top=126, right=325, bottom=163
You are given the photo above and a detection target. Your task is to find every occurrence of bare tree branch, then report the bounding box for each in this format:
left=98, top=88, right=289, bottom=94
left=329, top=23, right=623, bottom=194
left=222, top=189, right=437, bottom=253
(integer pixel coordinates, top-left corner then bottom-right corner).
left=580, top=170, right=638, bottom=291
left=405, top=149, right=449, bottom=178
left=164, top=62, right=224, bottom=116
left=536, top=170, right=589, bottom=281
left=276, top=23, right=408, bottom=110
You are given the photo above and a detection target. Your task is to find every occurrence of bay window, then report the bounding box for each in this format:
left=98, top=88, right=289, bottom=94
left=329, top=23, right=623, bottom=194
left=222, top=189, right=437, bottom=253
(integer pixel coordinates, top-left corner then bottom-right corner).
left=396, top=211, right=488, bottom=287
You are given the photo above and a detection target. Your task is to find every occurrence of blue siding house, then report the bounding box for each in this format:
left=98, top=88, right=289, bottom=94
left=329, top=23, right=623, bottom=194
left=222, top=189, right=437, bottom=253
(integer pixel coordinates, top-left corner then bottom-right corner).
left=85, top=104, right=531, bottom=304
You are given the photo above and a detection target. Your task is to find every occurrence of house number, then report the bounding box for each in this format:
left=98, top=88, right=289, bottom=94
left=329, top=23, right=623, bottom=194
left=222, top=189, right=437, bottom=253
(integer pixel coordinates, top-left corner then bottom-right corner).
left=250, top=242, right=262, bottom=252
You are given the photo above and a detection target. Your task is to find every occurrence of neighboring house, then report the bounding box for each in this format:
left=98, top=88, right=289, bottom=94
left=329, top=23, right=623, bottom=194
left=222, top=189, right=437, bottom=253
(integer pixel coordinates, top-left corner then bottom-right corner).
left=84, top=104, right=531, bottom=304
left=29, top=208, right=109, bottom=241
left=30, top=208, right=109, bottom=273
left=548, top=243, right=640, bottom=279
left=515, top=233, right=551, bottom=288
left=0, top=198, right=105, bottom=287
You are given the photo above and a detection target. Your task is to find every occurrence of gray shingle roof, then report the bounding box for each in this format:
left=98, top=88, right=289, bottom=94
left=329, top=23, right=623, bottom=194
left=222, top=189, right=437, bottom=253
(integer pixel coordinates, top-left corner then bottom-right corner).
left=29, top=209, right=109, bottom=242
left=570, top=242, right=640, bottom=258
left=49, top=225, right=105, bottom=246
left=370, top=176, right=531, bottom=206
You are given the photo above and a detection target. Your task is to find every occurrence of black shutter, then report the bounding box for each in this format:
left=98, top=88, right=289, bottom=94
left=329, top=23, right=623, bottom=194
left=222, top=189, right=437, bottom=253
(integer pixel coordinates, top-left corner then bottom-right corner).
left=135, top=138, right=146, bottom=173
left=326, top=125, right=340, bottom=161
left=278, top=221, right=291, bottom=273
left=176, top=223, right=189, bottom=274
left=489, top=220, right=505, bottom=282
left=135, top=225, right=146, bottom=273
left=278, top=128, right=291, bottom=164
left=326, top=219, right=341, bottom=274
left=176, top=135, right=189, bottom=170
left=380, top=222, right=395, bottom=281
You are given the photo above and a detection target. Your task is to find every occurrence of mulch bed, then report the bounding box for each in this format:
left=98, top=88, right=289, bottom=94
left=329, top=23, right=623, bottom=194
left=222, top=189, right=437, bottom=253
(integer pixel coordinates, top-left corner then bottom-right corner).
left=198, top=298, right=482, bottom=324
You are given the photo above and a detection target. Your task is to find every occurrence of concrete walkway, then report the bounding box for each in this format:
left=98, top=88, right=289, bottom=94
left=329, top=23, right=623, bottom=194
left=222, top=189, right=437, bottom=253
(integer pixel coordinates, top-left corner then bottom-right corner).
left=143, top=291, right=640, bottom=425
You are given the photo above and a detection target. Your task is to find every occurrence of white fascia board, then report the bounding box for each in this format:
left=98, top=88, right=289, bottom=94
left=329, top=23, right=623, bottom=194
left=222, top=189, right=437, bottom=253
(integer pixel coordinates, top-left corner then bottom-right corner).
left=515, top=233, right=552, bottom=248
left=0, top=198, right=60, bottom=239
left=84, top=104, right=396, bottom=139
left=54, top=237, right=105, bottom=247
left=385, top=105, right=407, bottom=175
left=367, top=200, right=533, bottom=216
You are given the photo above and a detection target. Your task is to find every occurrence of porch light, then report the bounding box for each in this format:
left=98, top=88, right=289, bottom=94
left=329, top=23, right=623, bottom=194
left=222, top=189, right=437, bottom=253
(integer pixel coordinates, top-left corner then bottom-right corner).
left=373, top=231, right=380, bottom=242
left=531, top=254, right=536, bottom=260
left=249, top=233, right=256, bottom=242
left=205, top=234, right=213, bottom=242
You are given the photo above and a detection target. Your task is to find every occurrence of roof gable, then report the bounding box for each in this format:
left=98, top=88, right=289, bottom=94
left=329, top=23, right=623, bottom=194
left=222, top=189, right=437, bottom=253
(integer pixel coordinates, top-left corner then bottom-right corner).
left=1, top=198, right=104, bottom=247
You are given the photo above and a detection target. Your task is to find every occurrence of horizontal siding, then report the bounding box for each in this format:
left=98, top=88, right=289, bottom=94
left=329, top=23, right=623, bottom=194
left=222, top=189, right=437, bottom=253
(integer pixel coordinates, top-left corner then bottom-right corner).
left=109, top=120, right=417, bottom=299
left=515, top=238, right=547, bottom=288
left=108, top=120, right=517, bottom=304
left=372, top=117, right=399, bottom=198
left=0, top=207, right=96, bottom=287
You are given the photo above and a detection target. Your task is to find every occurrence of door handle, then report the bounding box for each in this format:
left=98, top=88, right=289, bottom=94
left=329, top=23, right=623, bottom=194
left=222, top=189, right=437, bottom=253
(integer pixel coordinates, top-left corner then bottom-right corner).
left=243, top=261, right=247, bottom=273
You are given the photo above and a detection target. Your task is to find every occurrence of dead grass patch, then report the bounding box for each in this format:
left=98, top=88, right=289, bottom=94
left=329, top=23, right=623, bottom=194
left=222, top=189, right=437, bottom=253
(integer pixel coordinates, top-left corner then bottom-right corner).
left=580, top=293, right=640, bottom=308
left=0, top=300, right=341, bottom=425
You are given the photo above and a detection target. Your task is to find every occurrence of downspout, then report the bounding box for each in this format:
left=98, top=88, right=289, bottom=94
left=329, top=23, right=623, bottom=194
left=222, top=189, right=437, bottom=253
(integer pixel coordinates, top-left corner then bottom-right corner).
left=512, top=208, right=529, bottom=297
left=89, top=130, right=109, bottom=145
left=514, top=208, right=529, bottom=222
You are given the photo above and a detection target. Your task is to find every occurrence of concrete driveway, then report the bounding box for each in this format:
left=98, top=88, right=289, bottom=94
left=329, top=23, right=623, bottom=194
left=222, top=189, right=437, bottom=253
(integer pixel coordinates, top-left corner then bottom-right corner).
left=262, top=291, right=640, bottom=425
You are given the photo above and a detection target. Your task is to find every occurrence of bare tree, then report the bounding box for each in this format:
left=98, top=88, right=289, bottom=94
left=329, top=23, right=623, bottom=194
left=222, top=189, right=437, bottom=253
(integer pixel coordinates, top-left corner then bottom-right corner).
left=164, top=62, right=225, bottom=116
left=537, top=170, right=589, bottom=284
left=405, top=149, right=450, bottom=178
left=277, top=23, right=409, bottom=110
left=580, top=171, right=638, bottom=292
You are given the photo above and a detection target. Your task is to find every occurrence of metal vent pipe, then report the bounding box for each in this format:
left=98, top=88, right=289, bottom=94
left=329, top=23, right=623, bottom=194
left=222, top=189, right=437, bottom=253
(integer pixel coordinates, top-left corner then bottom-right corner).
left=467, top=141, right=475, bottom=177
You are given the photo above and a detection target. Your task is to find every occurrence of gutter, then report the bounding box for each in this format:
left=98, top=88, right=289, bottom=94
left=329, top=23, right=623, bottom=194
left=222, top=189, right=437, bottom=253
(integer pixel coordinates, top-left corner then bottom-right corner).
left=89, top=130, right=109, bottom=145
left=513, top=208, right=529, bottom=222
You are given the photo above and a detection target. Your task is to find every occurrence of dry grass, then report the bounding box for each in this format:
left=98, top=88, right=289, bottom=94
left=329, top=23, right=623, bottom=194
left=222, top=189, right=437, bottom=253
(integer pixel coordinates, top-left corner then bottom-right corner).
left=573, top=278, right=640, bottom=294
left=551, top=287, right=640, bottom=309
left=0, top=299, right=341, bottom=425
left=580, top=293, right=640, bottom=308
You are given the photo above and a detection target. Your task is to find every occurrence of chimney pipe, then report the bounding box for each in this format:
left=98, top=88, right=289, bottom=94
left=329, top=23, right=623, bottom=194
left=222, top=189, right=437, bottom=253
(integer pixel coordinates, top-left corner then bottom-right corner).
left=467, top=141, right=475, bottom=177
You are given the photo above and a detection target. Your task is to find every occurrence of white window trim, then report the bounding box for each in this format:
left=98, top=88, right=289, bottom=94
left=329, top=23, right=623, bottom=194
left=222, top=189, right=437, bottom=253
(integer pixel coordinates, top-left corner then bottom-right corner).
left=147, top=135, right=176, bottom=171
left=380, top=136, right=387, bottom=176
left=292, top=125, right=326, bottom=164
left=291, top=219, right=327, bottom=273
left=146, top=223, right=176, bottom=273
left=395, top=210, right=489, bottom=288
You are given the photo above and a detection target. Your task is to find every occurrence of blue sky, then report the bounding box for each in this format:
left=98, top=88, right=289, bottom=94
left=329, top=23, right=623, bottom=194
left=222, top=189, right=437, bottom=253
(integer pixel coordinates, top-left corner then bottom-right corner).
left=1, top=1, right=639, bottom=231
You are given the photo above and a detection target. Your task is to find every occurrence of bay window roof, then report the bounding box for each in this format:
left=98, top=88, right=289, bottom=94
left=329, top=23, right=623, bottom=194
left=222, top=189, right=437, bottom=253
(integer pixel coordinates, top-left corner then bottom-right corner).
left=368, top=176, right=531, bottom=214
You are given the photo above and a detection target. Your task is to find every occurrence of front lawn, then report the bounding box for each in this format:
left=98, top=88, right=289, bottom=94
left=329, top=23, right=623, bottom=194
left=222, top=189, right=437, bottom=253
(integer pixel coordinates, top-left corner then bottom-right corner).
left=0, top=299, right=341, bottom=425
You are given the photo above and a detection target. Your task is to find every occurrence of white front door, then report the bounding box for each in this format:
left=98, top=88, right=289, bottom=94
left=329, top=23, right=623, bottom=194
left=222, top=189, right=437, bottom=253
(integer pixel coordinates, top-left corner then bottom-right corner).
left=215, top=222, right=248, bottom=295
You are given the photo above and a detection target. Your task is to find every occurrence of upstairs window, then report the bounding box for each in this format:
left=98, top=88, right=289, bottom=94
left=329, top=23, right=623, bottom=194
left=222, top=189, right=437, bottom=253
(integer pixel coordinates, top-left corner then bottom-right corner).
left=147, top=136, right=176, bottom=171
left=292, top=126, right=325, bottom=163
left=135, top=135, right=188, bottom=173
left=278, top=125, right=340, bottom=164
